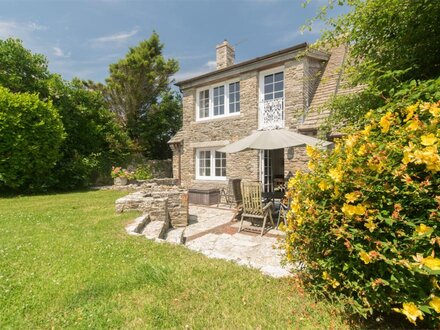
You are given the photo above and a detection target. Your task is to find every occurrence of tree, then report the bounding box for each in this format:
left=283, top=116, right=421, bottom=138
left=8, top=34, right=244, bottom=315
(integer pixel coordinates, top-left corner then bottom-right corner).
left=104, top=32, right=180, bottom=159
left=311, top=0, right=440, bottom=85
left=0, top=38, right=50, bottom=97
left=0, top=87, right=64, bottom=190
left=305, top=0, right=440, bottom=132
left=139, top=90, right=182, bottom=159
left=48, top=76, right=131, bottom=188
left=0, top=38, right=131, bottom=190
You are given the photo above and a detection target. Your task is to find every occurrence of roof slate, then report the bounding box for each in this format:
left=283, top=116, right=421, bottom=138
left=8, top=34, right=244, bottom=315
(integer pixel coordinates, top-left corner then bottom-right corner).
left=168, top=129, right=184, bottom=144
left=299, top=44, right=363, bottom=131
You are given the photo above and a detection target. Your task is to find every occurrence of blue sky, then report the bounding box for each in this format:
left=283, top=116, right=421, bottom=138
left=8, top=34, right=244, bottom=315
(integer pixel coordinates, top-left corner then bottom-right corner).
left=0, top=0, right=346, bottom=83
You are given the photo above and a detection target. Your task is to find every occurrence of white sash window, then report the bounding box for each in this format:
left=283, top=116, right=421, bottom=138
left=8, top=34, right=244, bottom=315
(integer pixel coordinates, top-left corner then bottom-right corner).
left=196, top=81, right=240, bottom=121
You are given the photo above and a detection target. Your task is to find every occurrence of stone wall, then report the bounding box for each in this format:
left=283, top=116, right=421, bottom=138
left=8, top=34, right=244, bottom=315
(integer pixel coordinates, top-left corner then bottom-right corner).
left=177, top=54, right=322, bottom=188
left=141, top=178, right=178, bottom=186
left=284, top=58, right=305, bottom=130
left=179, top=70, right=261, bottom=188
left=284, top=146, right=309, bottom=176
left=115, top=183, right=189, bottom=228
left=145, top=159, right=172, bottom=178
left=170, top=144, right=181, bottom=183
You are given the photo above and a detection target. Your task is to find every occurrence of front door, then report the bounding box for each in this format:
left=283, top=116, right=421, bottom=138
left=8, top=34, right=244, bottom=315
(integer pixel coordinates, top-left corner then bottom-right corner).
left=260, top=150, right=273, bottom=192
left=260, top=149, right=285, bottom=192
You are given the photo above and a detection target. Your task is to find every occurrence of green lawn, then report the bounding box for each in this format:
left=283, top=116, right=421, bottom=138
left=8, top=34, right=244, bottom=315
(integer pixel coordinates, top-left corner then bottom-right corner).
left=0, top=190, right=349, bottom=329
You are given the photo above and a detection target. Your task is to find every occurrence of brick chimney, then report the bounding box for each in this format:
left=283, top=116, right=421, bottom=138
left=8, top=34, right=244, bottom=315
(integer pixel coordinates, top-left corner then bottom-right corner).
left=216, top=40, right=235, bottom=70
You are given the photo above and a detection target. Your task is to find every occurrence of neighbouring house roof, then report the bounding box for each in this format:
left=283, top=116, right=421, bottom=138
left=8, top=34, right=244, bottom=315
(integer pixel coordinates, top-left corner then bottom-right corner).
left=299, top=44, right=363, bottom=132
left=168, top=129, right=184, bottom=144
left=175, top=42, right=329, bottom=90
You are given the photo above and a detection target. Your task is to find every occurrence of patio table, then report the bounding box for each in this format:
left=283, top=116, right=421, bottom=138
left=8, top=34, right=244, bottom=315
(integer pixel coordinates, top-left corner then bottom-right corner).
left=262, top=191, right=286, bottom=224
left=262, top=191, right=284, bottom=202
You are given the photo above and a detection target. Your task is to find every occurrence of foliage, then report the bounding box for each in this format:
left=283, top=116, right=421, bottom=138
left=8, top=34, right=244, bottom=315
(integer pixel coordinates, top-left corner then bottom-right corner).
left=323, top=78, right=440, bottom=136
left=0, top=38, right=50, bottom=97
left=0, top=87, right=64, bottom=190
left=309, top=0, right=440, bottom=86
left=284, top=84, right=440, bottom=326
left=48, top=76, right=131, bottom=189
left=110, top=166, right=134, bottom=179
left=304, top=0, right=440, bottom=131
left=133, top=164, right=153, bottom=180
left=104, top=32, right=181, bottom=159
left=0, top=38, right=132, bottom=190
left=138, top=90, right=182, bottom=159
left=0, top=190, right=350, bottom=329
left=320, top=90, right=385, bottom=135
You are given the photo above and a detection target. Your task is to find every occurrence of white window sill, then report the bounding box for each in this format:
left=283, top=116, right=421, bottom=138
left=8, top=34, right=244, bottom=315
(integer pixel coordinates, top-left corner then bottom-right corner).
left=196, top=112, right=240, bottom=123
left=195, top=177, right=227, bottom=181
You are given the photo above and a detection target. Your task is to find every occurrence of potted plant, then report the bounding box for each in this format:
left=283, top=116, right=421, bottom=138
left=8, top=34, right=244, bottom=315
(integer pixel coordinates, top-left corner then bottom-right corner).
left=111, top=166, right=133, bottom=186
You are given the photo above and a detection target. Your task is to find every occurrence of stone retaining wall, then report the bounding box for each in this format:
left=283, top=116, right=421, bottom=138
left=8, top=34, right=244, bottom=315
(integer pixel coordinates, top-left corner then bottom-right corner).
left=115, top=182, right=189, bottom=228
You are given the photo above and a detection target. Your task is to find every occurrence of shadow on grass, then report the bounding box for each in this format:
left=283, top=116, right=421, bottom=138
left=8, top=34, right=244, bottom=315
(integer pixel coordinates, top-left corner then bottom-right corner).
left=0, top=186, right=131, bottom=199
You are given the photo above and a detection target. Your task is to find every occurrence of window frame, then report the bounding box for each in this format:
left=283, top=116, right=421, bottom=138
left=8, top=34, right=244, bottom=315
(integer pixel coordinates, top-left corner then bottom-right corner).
left=258, top=66, right=285, bottom=102
left=213, top=85, right=225, bottom=116
left=195, top=148, right=227, bottom=180
left=198, top=89, right=210, bottom=119
left=228, top=81, right=240, bottom=114
left=195, top=79, right=240, bottom=121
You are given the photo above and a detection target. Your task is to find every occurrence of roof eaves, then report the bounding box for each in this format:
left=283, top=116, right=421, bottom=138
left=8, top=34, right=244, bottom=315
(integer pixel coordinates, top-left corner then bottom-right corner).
left=175, top=42, right=309, bottom=87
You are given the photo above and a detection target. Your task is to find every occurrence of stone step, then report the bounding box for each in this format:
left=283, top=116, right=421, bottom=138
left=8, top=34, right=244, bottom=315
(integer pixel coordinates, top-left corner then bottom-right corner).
left=142, top=221, right=167, bottom=240
left=164, top=227, right=186, bottom=245
left=125, top=214, right=150, bottom=235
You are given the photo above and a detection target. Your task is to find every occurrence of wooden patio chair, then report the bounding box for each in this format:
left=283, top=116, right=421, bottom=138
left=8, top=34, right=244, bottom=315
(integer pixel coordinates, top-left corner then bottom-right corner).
left=219, top=178, right=242, bottom=208
left=276, top=197, right=290, bottom=228
left=239, top=182, right=274, bottom=236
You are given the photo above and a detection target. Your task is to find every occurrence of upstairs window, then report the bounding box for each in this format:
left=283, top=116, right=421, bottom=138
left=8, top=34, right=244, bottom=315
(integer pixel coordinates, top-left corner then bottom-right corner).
left=198, top=89, right=210, bottom=119
left=196, top=81, right=240, bottom=120
left=213, top=86, right=225, bottom=116
left=263, top=71, right=284, bottom=101
left=229, top=82, right=240, bottom=113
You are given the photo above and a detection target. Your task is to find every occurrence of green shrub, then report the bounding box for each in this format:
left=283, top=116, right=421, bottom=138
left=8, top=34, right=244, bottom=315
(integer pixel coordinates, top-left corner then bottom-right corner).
left=0, top=87, right=64, bottom=190
left=284, top=96, right=439, bottom=325
left=134, top=164, right=152, bottom=180
left=48, top=77, right=131, bottom=189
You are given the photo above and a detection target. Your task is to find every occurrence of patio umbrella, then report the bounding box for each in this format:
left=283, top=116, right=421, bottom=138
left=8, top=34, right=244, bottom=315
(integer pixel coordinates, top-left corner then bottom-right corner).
left=217, top=129, right=332, bottom=153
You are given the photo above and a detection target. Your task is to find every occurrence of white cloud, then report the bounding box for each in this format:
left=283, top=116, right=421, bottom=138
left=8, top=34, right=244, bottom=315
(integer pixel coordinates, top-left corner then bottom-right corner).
left=0, top=21, right=18, bottom=39
left=0, top=20, right=47, bottom=39
left=27, top=22, right=47, bottom=31
left=173, top=53, right=210, bottom=61
left=91, top=29, right=138, bottom=44
left=52, top=46, right=71, bottom=58
left=172, top=59, right=217, bottom=82
left=205, top=60, right=217, bottom=70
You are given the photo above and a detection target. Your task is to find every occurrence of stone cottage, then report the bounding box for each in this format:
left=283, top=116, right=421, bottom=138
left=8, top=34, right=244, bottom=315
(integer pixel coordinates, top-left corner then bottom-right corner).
left=168, top=40, right=350, bottom=192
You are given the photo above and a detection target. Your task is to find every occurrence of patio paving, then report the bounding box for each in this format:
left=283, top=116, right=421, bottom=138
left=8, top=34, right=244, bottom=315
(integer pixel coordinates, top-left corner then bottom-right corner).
left=183, top=204, right=291, bottom=278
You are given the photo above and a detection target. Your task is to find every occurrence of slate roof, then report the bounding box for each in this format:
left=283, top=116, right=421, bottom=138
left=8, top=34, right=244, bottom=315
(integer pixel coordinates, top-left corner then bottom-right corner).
left=168, top=129, right=184, bottom=144
left=299, top=44, right=362, bottom=131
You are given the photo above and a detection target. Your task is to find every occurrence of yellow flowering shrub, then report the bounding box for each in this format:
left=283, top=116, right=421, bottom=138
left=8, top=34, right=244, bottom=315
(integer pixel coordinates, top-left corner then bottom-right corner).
left=284, top=100, right=440, bottom=327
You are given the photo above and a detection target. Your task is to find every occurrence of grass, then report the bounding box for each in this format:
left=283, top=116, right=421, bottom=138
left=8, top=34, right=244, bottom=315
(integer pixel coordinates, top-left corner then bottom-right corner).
left=0, top=190, right=350, bottom=329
